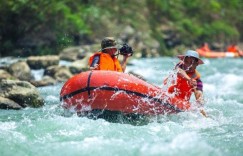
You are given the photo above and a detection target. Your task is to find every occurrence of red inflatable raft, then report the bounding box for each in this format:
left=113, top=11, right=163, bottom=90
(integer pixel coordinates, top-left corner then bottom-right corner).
left=60, top=70, right=191, bottom=116
left=196, top=49, right=240, bottom=58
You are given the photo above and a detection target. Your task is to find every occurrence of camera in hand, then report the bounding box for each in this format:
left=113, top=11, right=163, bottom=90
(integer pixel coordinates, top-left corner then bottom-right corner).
left=119, top=43, right=133, bottom=56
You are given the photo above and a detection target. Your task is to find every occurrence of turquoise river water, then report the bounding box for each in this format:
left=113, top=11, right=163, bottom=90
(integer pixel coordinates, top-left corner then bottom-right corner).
left=0, top=57, right=243, bottom=156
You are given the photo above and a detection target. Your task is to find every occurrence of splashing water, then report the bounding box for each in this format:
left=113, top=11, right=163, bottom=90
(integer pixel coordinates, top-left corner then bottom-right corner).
left=0, top=57, right=243, bottom=156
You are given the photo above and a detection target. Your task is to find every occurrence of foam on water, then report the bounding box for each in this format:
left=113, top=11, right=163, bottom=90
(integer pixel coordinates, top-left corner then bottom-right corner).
left=31, top=69, right=44, bottom=81
left=1, top=57, right=243, bottom=156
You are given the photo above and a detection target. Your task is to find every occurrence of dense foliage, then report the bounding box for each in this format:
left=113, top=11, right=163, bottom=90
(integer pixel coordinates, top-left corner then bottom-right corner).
left=0, top=0, right=242, bottom=56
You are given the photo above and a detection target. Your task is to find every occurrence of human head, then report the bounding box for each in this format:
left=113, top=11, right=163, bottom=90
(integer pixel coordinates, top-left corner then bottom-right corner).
left=177, top=50, right=204, bottom=72
left=101, top=37, right=117, bottom=50
left=101, top=37, right=118, bottom=56
left=177, top=50, right=204, bottom=65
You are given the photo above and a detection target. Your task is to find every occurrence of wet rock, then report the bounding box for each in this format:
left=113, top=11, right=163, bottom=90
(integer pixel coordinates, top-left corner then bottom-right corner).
left=44, top=65, right=73, bottom=82
left=69, top=52, right=92, bottom=74
left=27, top=55, right=59, bottom=69
left=59, top=46, right=85, bottom=61
left=0, top=69, right=15, bottom=80
left=30, top=76, right=57, bottom=87
left=0, top=97, right=22, bottom=110
left=0, top=80, right=44, bottom=108
left=8, top=61, right=33, bottom=81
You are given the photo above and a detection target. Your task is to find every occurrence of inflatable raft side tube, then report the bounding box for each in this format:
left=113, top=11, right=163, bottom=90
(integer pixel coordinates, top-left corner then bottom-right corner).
left=60, top=71, right=182, bottom=113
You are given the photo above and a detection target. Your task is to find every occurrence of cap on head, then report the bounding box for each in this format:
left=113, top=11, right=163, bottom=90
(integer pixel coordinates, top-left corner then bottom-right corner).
left=101, top=37, right=117, bottom=50
left=177, top=50, right=204, bottom=64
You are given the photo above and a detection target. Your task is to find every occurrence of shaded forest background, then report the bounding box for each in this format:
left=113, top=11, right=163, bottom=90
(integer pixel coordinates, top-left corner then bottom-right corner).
left=0, top=0, right=242, bottom=57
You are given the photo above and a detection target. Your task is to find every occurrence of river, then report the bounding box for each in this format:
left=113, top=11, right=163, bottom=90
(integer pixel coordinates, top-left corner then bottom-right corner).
left=0, top=57, right=243, bottom=156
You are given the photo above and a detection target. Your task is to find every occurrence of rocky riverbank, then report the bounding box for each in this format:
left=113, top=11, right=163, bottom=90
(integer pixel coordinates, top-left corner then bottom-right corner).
left=0, top=44, right=147, bottom=110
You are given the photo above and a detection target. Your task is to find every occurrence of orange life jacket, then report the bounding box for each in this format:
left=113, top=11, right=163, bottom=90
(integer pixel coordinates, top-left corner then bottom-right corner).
left=167, top=70, right=200, bottom=101
left=227, top=45, right=238, bottom=53
left=88, top=52, right=123, bottom=72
